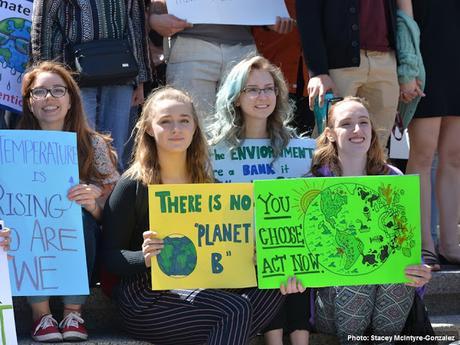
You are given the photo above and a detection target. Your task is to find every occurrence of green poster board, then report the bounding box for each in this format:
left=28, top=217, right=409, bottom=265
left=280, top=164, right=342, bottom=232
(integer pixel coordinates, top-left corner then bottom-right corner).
left=254, top=175, right=421, bottom=288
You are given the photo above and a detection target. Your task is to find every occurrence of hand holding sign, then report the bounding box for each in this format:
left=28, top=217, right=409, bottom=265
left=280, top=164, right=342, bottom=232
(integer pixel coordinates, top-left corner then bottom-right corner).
left=0, top=222, right=11, bottom=252
left=142, top=231, right=165, bottom=268
left=279, top=277, right=306, bottom=295
left=404, top=264, right=431, bottom=288
left=149, top=13, right=193, bottom=37
left=268, top=16, right=296, bottom=34
left=67, top=183, right=102, bottom=215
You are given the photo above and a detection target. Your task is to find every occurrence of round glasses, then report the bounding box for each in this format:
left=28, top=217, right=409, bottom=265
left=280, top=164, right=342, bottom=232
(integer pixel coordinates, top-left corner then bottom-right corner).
left=30, top=86, right=68, bottom=100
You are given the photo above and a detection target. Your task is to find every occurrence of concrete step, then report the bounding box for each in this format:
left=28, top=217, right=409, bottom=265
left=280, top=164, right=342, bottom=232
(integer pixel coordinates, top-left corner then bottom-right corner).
left=16, top=323, right=460, bottom=345
left=13, top=269, right=460, bottom=343
left=425, top=269, right=460, bottom=316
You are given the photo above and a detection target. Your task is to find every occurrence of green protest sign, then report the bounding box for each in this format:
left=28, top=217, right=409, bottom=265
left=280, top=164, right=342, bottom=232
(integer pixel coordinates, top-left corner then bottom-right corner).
left=254, top=175, right=421, bottom=288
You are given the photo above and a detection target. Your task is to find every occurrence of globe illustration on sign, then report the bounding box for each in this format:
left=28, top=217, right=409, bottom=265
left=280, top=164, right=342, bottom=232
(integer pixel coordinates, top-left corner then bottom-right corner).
left=0, top=17, right=31, bottom=75
left=299, top=182, right=415, bottom=276
left=157, top=234, right=197, bottom=278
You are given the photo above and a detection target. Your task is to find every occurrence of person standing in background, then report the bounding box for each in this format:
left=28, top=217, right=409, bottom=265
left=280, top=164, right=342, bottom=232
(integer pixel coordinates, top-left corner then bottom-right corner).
left=30, top=0, right=151, bottom=171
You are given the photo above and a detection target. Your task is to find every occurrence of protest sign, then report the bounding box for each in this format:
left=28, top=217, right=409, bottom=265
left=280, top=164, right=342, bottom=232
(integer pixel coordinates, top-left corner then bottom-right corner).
left=0, top=130, right=88, bottom=296
left=254, top=175, right=421, bottom=288
left=0, top=0, right=32, bottom=113
left=148, top=183, right=256, bottom=289
left=0, top=222, right=17, bottom=345
left=165, top=0, right=289, bottom=25
left=211, top=138, right=315, bottom=183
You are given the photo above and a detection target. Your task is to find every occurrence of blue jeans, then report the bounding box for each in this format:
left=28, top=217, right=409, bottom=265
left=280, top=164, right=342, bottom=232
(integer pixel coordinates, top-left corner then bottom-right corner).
left=27, top=210, right=99, bottom=306
left=80, top=85, right=134, bottom=171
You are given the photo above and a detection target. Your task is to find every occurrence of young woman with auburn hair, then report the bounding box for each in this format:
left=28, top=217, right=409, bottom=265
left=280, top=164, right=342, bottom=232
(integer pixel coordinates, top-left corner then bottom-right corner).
left=310, top=96, right=431, bottom=344
left=18, top=61, right=119, bottom=342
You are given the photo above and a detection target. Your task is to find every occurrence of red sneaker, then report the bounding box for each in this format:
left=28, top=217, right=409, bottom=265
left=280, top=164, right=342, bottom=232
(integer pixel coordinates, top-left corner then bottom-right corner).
left=31, top=314, right=63, bottom=342
left=59, top=312, right=88, bottom=341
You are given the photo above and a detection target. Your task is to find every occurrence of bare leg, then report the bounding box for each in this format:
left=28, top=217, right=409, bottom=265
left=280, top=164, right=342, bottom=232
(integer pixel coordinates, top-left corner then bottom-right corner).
left=406, top=117, right=441, bottom=266
left=264, top=329, right=284, bottom=345
left=30, top=300, right=52, bottom=322
left=437, top=116, right=460, bottom=262
left=290, top=330, right=310, bottom=345
left=63, top=304, right=83, bottom=317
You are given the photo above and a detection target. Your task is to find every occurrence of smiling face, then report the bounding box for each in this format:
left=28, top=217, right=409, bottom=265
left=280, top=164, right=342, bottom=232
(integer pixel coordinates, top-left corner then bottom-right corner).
left=326, top=100, right=372, bottom=158
left=147, top=99, right=196, bottom=155
left=237, top=68, right=277, bottom=125
left=28, top=72, right=71, bottom=130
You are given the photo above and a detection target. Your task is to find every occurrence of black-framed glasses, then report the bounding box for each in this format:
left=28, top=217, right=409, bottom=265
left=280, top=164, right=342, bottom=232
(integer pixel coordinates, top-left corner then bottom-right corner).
left=30, top=86, right=68, bottom=100
left=242, top=86, right=278, bottom=98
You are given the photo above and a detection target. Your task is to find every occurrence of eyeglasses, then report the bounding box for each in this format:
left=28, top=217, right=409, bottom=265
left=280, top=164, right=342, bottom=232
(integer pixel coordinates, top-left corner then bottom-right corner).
left=242, top=86, right=278, bottom=98
left=30, top=86, right=68, bottom=100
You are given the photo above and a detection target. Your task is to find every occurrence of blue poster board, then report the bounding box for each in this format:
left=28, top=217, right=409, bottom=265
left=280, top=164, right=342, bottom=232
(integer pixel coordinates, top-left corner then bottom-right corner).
left=0, top=130, right=89, bottom=296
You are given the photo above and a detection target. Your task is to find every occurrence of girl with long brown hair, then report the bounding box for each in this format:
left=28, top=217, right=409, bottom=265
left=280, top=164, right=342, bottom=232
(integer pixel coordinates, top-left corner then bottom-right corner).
left=18, top=61, right=119, bottom=342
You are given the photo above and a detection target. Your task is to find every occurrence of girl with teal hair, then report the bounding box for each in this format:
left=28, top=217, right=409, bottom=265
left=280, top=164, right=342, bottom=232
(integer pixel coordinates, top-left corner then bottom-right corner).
left=209, top=55, right=296, bottom=158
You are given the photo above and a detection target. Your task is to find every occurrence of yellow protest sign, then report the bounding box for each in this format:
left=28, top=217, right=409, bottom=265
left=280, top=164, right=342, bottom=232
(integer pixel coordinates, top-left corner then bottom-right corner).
left=148, top=183, right=257, bottom=289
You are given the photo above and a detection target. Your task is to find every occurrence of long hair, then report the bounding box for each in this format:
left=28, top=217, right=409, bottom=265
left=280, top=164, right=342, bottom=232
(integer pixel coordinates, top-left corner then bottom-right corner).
left=209, top=55, right=295, bottom=158
left=310, top=96, right=388, bottom=177
left=125, top=87, right=213, bottom=185
left=18, top=61, right=117, bottom=184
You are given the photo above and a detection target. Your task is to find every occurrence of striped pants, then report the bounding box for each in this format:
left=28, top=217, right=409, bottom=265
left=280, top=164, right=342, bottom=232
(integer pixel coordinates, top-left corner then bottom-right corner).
left=315, top=284, right=415, bottom=345
left=119, top=273, right=284, bottom=345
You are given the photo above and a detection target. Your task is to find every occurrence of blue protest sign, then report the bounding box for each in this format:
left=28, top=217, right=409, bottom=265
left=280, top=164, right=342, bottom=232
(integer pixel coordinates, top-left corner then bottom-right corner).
left=0, top=130, right=89, bottom=296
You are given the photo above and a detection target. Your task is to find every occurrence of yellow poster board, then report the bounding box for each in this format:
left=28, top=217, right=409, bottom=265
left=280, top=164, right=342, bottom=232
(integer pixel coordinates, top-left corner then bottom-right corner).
left=148, top=183, right=257, bottom=289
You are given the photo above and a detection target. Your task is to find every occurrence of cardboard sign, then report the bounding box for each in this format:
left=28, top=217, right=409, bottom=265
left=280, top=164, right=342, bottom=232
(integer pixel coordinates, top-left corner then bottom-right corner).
left=0, top=130, right=89, bottom=296
left=254, top=175, right=421, bottom=288
left=0, top=0, right=32, bottom=113
left=148, top=183, right=256, bottom=289
left=211, top=138, right=315, bottom=183
left=166, top=0, right=289, bottom=25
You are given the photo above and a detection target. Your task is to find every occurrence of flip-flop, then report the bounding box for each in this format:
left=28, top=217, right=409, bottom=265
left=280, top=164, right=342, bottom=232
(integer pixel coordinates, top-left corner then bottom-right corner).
left=422, top=249, right=440, bottom=271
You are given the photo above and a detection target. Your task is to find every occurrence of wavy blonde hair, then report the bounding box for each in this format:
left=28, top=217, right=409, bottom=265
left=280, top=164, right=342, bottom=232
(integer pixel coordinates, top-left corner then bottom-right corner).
left=125, top=87, right=213, bottom=184
left=209, top=56, right=296, bottom=158
left=310, top=96, right=388, bottom=177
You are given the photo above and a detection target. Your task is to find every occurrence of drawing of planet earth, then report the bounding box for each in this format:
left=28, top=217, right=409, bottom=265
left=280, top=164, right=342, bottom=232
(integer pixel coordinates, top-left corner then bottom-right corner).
left=300, top=183, right=414, bottom=276
left=0, top=17, right=31, bottom=75
left=157, top=234, right=197, bottom=277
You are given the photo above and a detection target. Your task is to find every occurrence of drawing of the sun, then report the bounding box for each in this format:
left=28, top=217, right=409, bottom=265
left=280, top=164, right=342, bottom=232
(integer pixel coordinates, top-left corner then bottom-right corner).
left=292, top=180, right=324, bottom=217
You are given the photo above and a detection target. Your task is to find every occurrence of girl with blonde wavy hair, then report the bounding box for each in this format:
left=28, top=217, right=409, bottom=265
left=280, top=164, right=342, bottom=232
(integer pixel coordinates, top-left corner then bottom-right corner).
left=102, top=86, right=303, bottom=345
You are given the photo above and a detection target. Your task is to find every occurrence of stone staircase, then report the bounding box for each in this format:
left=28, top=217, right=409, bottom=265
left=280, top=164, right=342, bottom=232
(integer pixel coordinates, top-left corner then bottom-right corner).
left=14, top=266, right=460, bottom=345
